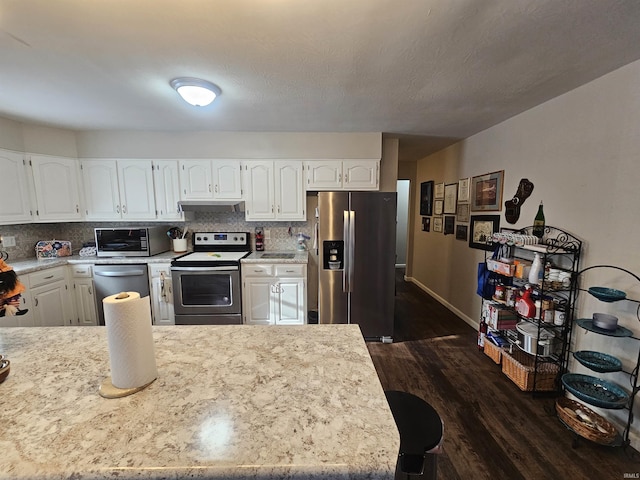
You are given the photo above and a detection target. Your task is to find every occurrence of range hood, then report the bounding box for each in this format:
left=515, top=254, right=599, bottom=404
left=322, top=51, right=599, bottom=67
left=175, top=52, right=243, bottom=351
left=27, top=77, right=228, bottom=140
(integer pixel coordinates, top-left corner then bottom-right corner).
left=178, top=200, right=245, bottom=213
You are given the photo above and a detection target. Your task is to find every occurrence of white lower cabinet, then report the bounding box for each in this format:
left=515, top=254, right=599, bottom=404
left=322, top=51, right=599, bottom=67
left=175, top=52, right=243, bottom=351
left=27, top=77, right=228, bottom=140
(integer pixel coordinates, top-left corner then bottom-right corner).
left=70, top=265, right=98, bottom=326
left=29, top=267, right=74, bottom=327
left=149, top=264, right=175, bottom=325
left=242, top=263, right=307, bottom=325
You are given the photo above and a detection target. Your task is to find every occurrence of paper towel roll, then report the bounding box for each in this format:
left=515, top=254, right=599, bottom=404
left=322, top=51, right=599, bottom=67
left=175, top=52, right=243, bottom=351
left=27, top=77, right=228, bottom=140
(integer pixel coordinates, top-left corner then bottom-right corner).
left=103, top=291, right=158, bottom=389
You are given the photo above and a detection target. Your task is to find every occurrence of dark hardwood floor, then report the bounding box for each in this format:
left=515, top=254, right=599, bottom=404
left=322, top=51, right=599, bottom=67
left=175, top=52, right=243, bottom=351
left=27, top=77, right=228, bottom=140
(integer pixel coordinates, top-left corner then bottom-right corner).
left=367, top=269, right=640, bottom=480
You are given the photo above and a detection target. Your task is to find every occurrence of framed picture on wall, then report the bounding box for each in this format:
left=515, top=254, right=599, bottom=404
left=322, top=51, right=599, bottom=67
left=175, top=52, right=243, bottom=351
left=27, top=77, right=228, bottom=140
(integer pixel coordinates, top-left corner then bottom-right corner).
left=422, top=216, right=431, bottom=232
left=420, top=181, right=434, bottom=216
left=434, top=199, right=444, bottom=215
left=455, top=224, right=468, bottom=241
left=469, top=215, right=500, bottom=250
left=444, top=215, right=455, bottom=235
left=444, top=183, right=458, bottom=214
left=433, top=216, right=443, bottom=233
left=456, top=203, right=470, bottom=223
left=434, top=182, right=445, bottom=199
left=458, top=177, right=470, bottom=203
left=471, top=170, right=504, bottom=211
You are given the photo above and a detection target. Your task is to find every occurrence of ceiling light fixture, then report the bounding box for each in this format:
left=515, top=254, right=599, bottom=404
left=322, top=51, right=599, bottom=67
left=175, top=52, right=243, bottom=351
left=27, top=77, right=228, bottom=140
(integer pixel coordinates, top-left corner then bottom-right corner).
left=170, top=77, right=221, bottom=107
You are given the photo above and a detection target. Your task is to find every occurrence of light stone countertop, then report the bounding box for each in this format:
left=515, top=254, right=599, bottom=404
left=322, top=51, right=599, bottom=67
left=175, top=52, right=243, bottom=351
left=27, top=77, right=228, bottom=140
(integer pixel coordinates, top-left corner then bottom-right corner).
left=242, top=250, right=309, bottom=264
left=0, top=324, right=399, bottom=480
left=10, top=252, right=182, bottom=275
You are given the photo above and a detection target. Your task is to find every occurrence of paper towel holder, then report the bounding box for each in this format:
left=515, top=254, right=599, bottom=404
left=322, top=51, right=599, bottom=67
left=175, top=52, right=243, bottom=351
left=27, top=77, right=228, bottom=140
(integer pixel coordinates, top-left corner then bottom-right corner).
left=99, top=376, right=156, bottom=399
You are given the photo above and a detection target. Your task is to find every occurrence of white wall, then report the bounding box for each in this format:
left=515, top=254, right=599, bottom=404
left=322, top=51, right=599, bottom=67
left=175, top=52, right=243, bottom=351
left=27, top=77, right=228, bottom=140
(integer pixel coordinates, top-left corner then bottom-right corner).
left=74, top=131, right=382, bottom=159
left=396, top=180, right=410, bottom=266
left=408, top=59, right=640, bottom=446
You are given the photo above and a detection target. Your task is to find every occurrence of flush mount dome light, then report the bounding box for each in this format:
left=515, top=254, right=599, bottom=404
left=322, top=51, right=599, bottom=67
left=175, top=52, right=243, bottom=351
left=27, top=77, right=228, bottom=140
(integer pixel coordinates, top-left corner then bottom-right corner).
left=170, top=77, right=221, bottom=107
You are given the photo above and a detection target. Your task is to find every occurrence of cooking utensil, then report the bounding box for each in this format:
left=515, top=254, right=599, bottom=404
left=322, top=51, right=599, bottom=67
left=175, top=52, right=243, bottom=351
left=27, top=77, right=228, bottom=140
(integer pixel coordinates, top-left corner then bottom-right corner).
left=515, top=321, right=556, bottom=357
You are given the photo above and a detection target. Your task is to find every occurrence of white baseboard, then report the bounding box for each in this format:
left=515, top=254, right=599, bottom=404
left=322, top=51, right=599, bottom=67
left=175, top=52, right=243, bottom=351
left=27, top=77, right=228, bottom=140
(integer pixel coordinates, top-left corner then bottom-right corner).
left=403, top=275, right=479, bottom=330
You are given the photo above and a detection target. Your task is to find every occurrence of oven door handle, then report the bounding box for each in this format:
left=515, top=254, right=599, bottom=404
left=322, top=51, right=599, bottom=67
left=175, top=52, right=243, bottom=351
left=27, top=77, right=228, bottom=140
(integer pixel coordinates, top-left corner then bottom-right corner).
left=171, top=266, right=239, bottom=272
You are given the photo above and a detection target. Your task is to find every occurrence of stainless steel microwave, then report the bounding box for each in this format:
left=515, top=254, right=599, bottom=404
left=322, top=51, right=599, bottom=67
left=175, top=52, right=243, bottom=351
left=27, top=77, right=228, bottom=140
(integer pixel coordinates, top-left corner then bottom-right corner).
left=95, top=226, right=170, bottom=257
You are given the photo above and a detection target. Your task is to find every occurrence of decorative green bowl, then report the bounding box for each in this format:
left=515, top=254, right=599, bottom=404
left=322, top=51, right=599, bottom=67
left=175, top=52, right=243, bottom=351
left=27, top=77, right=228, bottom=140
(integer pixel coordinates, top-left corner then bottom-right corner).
left=588, top=287, right=627, bottom=303
left=573, top=351, right=622, bottom=373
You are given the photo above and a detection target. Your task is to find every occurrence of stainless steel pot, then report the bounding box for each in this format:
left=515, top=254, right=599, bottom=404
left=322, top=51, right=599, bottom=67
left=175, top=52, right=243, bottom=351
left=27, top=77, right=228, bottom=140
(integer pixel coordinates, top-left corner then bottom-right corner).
left=515, top=321, right=556, bottom=357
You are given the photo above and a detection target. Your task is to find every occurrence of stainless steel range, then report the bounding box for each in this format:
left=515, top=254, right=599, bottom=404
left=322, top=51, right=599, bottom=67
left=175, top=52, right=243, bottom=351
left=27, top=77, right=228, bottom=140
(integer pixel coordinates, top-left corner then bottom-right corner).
left=171, top=232, right=250, bottom=325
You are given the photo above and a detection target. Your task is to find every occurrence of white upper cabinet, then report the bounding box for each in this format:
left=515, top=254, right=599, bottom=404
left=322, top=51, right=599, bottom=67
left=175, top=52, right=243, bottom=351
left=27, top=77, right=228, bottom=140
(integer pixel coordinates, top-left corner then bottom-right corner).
left=179, top=160, right=242, bottom=200
left=30, top=155, right=83, bottom=222
left=82, top=159, right=156, bottom=221
left=305, top=159, right=379, bottom=191
left=243, top=161, right=305, bottom=221
left=212, top=160, right=243, bottom=199
left=152, top=160, right=183, bottom=221
left=0, top=149, right=33, bottom=225
left=118, top=160, right=156, bottom=220
left=274, top=161, right=305, bottom=220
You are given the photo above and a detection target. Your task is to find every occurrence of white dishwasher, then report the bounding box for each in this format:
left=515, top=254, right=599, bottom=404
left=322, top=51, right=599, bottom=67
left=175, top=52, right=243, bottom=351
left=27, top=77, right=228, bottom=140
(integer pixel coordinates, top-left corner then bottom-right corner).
left=93, top=264, right=150, bottom=325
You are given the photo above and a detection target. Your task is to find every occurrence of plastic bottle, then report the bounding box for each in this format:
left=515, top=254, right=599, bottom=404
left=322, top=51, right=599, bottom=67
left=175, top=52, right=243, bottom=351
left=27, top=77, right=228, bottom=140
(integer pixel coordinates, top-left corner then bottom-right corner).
left=533, top=201, right=545, bottom=238
left=477, top=318, right=487, bottom=351
left=528, top=253, right=542, bottom=285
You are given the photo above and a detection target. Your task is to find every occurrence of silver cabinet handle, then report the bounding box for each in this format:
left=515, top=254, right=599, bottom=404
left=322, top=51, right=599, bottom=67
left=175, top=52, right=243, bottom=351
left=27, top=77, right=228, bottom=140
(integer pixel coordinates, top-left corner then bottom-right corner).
left=122, top=205, right=127, bottom=214
left=35, top=298, right=38, bottom=307
left=44, top=275, right=54, bottom=280
left=116, top=205, right=120, bottom=213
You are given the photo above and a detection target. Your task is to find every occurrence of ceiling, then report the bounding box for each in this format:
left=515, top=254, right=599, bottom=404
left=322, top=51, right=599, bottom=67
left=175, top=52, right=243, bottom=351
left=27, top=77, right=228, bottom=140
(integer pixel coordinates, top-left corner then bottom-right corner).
left=2, top=1, right=640, bottom=161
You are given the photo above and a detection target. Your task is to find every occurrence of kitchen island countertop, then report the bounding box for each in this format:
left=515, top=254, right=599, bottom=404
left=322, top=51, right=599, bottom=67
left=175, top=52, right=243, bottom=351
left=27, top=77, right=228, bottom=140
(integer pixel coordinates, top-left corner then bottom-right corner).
left=0, top=324, right=399, bottom=479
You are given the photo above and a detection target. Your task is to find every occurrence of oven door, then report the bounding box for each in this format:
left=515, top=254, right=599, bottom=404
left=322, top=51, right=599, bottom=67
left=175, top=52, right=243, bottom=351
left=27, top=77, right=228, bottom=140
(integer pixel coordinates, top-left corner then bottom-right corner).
left=171, top=266, right=241, bottom=317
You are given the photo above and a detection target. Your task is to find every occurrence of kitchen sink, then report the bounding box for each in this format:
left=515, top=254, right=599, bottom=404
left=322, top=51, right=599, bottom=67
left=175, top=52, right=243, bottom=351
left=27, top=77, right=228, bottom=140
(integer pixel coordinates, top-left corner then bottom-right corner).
left=259, top=253, right=295, bottom=259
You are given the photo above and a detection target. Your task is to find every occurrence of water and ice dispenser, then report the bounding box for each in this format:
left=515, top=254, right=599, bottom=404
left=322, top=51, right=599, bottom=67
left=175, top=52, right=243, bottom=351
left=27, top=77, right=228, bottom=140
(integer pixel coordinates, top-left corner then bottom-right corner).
left=323, top=241, right=344, bottom=270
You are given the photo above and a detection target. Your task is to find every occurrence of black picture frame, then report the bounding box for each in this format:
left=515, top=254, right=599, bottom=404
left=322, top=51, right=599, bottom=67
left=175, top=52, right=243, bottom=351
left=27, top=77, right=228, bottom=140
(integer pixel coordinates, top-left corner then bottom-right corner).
left=420, top=181, right=434, bottom=216
left=422, top=216, right=430, bottom=232
left=444, top=215, right=455, bottom=235
left=469, top=215, right=500, bottom=250
left=455, top=224, right=468, bottom=241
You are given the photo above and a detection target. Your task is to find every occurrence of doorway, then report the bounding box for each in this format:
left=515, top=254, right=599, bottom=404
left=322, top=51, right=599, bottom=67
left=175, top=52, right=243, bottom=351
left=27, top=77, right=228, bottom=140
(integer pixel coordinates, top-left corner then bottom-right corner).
left=396, top=180, right=410, bottom=268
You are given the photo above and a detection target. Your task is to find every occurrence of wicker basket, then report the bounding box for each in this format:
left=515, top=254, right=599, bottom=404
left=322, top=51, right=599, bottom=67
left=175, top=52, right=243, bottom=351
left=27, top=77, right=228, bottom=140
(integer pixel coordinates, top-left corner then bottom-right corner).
left=501, top=348, right=559, bottom=391
left=556, top=397, right=617, bottom=445
left=484, top=340, right=502, bottom=364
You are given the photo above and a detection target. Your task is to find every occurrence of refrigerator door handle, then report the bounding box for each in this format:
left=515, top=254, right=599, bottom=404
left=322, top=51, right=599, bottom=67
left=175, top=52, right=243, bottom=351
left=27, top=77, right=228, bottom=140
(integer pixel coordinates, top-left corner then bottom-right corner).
left=349, top=210, right=356, bottom=292
left=343, top=210, right=349, bottom=292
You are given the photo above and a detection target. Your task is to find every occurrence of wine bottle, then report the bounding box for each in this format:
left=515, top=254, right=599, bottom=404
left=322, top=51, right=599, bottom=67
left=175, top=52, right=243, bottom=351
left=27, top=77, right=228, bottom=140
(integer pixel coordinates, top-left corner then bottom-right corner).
left=533, top=201, right=545, bottom=238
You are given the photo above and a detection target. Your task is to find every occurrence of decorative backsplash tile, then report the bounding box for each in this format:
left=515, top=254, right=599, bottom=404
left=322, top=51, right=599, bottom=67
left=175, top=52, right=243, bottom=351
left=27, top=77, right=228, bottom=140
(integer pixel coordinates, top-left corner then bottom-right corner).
left=1, top=198, right=318, bottom=261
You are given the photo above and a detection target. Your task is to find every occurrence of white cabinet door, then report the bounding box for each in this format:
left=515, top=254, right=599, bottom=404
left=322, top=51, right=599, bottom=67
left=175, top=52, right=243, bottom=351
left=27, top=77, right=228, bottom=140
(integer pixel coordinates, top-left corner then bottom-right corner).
left=31, top=280, right=71, bottom=326
left=30, top=155, right=82, bottom=221
left=243, top=278, right=275, bottom=325
left=274, top=278, right=306, bottom=325
left=305, top=161, right=342, bottom=190
left=82, top=160, right=120, bottom=220
left=74, top=278, right=98, bottom=326
left=212, top=160, right=243, bottom=199
left=149, top=264, right=175, bottom=325
left=243, top=161, right=275, bottom=221
left=0, top=149, right=33, bottom=224
left=118, top=160, right=156, bottom=220
left=179, top=160, right=213, bottom=199
left=153, top=160, right=183, bottom=221
left=305, top=160, right=379, bottom=191
left=342, top=160, right=379, bottom=190
left=275, top=161, right=305, bottom=220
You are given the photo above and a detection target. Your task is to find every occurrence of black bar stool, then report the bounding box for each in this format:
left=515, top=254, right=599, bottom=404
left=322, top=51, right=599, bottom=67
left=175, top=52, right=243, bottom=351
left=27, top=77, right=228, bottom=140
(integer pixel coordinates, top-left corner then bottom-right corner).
left=385, top=390, right=444, bottom=479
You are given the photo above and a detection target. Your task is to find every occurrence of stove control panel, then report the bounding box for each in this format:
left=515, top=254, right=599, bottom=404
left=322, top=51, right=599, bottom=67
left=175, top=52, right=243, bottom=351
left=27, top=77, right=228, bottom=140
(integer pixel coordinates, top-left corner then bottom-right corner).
left=193, top=232, right=249, bottom=249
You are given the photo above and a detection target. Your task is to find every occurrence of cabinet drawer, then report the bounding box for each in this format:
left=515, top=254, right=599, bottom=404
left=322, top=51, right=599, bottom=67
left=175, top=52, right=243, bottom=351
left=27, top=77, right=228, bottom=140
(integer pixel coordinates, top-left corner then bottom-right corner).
left=29, top=267, right=66, bottom=288
left=275, top=264, right=306, bottom=277
left=70, top=264, right=93, bottom=278
left=243, top=264, right=273, bottom=277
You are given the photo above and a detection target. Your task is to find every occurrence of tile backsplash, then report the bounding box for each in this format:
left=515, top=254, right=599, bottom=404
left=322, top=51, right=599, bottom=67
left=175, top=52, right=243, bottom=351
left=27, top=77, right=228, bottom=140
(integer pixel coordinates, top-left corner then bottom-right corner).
left=1, top=196, right=318, bottom=261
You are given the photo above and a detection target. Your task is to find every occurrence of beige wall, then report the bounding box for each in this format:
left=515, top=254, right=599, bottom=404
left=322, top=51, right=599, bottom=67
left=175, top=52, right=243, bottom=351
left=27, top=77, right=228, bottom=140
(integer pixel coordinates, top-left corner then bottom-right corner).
left=407, top=58, right=640, bottom=445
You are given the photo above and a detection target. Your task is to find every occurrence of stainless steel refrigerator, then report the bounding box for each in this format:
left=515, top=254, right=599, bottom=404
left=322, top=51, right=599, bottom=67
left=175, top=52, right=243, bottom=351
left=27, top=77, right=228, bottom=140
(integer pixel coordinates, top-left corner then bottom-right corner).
left=317, top=191, right=397, bottom=341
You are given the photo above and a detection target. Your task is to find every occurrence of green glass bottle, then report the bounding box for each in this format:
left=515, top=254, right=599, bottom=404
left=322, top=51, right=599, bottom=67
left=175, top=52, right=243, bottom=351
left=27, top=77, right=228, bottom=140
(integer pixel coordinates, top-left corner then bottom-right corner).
left=533, top=201, right=545, bottom=238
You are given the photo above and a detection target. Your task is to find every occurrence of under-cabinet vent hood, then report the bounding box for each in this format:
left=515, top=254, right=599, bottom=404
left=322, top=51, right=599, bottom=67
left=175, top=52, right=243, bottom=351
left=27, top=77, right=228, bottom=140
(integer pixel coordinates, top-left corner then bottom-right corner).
left=178, top=201, right=245, bottom=213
